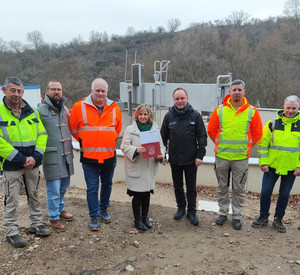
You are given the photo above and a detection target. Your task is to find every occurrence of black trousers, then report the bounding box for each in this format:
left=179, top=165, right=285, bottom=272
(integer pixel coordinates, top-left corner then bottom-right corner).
left=170, top=163, right=197, bottom=212
left=132, top=192, right=151, bottom=219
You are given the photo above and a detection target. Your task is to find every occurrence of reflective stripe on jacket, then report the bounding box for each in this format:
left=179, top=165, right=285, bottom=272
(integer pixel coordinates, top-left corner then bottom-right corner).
left=0, top=99, right=47, bottom=170
left=69, top=94, right=122, bottom=163
left=207, top=94, right=263, bottom=160
left=258, top=110, right=300, bottom=175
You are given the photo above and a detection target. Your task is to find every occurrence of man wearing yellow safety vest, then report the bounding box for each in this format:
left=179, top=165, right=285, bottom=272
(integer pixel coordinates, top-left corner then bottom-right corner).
left=207, top=79, right=263, bottom=230
left=69, top=78, right=122, bottom=231
left=252, top=95, right=300, bottom=233
left=0, top=77, right=50, bottom=248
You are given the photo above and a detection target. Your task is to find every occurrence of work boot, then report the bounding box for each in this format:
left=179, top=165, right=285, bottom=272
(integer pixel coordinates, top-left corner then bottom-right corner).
left=134, top=218, right=148, bottom=231
left=50, top=220, right=66, bottom=232
left=232, top=219, right=242, bottom=230
left=174, top=208, right=186, bottom=220
left=6, top=234, right=27, bottom=248
left=187, top=212, right=199, bottom=226
left=28, top=225, right=51, bottom=237
left=272, top=217, right=286, bottom=233
left=142, top=216, right=152, bottom=228
left=251, top=215, right=268, bottom=228
left=60, top=211, right=74, bottom=221
left=215, top=215, right=227, bottom=225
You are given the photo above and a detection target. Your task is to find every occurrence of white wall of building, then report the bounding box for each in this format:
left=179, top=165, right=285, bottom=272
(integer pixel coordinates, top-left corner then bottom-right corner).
left=0, top=85, right=41, bottom=108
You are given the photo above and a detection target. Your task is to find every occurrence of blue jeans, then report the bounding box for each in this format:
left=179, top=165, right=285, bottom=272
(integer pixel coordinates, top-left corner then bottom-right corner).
left=260, top=168, right=295, bottom=218
left=46, top=176, right=70, bottom=220
left=82, top=161, right=116, bottom=217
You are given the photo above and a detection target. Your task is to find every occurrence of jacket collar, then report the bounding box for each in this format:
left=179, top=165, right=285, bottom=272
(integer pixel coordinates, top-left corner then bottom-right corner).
left=277, top=109, right=300, bottom=124
left=84, top=94, right=114, bottom=107
left=130, top=120, right=159, bottom=134
left=44, top=94, right=66, bottom=111
left=223, top=94, right=249, bottom=113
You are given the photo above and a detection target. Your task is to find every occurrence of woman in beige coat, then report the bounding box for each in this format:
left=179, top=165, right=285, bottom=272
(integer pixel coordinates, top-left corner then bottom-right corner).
left=121, top=104, right=165, bottom=231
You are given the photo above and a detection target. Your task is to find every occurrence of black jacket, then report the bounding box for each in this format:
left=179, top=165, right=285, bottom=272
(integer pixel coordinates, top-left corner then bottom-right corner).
left=160, top=103, right=207, bottom=166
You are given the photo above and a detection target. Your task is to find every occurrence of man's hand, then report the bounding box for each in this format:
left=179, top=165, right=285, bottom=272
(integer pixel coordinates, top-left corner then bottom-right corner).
left=24, top=156, right=36, bottom=170
left=163, top=158, right=168, bottom=165
left=260, top=165, right=269, bottom=173
left=195, top=158, right=203, bottom=167
left=294, top=167, right=300, bottom=176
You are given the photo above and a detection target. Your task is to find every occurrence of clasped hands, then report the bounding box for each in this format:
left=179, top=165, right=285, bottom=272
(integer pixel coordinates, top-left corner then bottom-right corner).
left=24, top=156, right=36, bottom=170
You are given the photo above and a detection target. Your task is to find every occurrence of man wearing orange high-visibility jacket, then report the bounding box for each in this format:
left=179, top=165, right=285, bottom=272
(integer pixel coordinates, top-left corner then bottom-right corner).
left=207, top=79, right=263, bottom=230
left=69, top=78, right=122, bottom=231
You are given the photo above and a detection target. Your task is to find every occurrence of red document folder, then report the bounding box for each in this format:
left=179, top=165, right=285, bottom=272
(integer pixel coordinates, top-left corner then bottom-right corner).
left=139, top=130, right=162, bottom=159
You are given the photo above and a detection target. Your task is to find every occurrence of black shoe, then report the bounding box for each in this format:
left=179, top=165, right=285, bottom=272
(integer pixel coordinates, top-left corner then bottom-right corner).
left=232, top=219, right=242, bottom=230
left=6, top=234, right=27, bottom=248
left=272, top=217, right=286, bottom=233
left=135, top=219, right=148, bottom=231
left=187, top=212, right=199, bottom=226
left=298, top=225, right=300, bottom=230
left=251, top=215, right=268, bottom=228
left=142, top=216, right=152, bottom=228
left=174, top=209, right=186, bottom=220
left=29, top=225, right=51, bottom=237
left=215, top=215, right=227, bottom=225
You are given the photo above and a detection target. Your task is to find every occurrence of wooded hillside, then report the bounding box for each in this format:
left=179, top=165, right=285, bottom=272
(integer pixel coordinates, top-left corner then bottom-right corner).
left=1, top=12, right=300, bottom=109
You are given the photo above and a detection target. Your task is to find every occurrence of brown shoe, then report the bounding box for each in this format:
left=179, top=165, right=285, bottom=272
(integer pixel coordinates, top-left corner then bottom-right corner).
left=60, top=211, right=74, bottom=221
left=50, top=220, right=66, bottom=232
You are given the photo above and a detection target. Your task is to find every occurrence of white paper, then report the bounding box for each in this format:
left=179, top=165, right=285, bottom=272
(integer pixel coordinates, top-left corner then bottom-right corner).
left=139, top=129, right=160, bottom=144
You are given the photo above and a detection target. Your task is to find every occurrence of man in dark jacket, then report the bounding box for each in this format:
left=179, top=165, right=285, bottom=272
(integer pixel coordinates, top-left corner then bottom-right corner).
left=161, top=87, right=207, bottom=226
left=37, top=80, right=74, bottom=232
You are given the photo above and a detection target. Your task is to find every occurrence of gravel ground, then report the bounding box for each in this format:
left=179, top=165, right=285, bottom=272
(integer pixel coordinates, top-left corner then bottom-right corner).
left=0, top=179, right=299, bottom=275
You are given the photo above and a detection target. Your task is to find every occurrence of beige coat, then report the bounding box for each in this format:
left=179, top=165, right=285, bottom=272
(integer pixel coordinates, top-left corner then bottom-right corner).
left=120, top=121, right=165, bottom=192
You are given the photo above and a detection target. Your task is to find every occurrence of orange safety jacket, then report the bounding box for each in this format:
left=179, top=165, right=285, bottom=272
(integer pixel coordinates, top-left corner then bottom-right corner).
left=69, top=95, right=122, bottom=163
left=207, top=94, right=263, bottom=160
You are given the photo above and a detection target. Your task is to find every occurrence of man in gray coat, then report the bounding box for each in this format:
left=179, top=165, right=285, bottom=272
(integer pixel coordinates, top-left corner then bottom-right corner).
left=37, top=80, right=74, bottom=231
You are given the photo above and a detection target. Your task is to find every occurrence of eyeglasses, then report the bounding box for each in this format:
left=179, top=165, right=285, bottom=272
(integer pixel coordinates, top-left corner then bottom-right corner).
left=48, top=88, right=62, bottom=92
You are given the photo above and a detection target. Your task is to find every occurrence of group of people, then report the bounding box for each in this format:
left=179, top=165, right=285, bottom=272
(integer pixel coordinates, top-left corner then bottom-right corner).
left=0, top=76, right=299, bottom=248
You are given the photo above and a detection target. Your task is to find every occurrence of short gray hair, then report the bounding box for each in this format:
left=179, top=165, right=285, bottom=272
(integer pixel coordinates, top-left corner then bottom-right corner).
left=3, top=77, right=23, bottom=88
left=231, top=79, right=245, bottom=89
left=284, top=95, right=300, bottom=107
left=91, top=78, right=108, bottom=90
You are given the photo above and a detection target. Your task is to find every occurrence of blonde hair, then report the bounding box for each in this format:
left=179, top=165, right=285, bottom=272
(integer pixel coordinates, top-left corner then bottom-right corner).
left=133, top=104, right=154, bottom=123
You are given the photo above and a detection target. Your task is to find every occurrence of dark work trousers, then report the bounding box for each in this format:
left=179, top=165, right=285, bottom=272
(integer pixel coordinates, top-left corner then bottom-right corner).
left=170, top=163, right=197, bottom=213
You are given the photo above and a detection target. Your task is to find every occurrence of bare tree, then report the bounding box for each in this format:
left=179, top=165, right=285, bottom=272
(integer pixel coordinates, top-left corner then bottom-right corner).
left=26, top=30, right=45, bottom=50
left=70, top=35, right=85, bottom=46
left=156, top=26, right=166, bottom=33
left=89, top=31, right=102, bottom=43
left=8, top=40, right=23, bottom=53
left=225, top=10, right=251, bottom=28
left=102, top=31, right=109, bottom=43
left=284, top=0, right=300, bottom=21
left=0, top=38, right=7, bottom=52
left=126, top=27, right=136, bottom=37
left=89, top=31, right=110, bottom=43
left=167, top=18, right=181, bottom=32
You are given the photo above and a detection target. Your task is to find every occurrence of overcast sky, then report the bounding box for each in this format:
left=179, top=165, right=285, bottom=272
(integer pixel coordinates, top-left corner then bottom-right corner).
left=1, top=0, right=286, bottom=44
